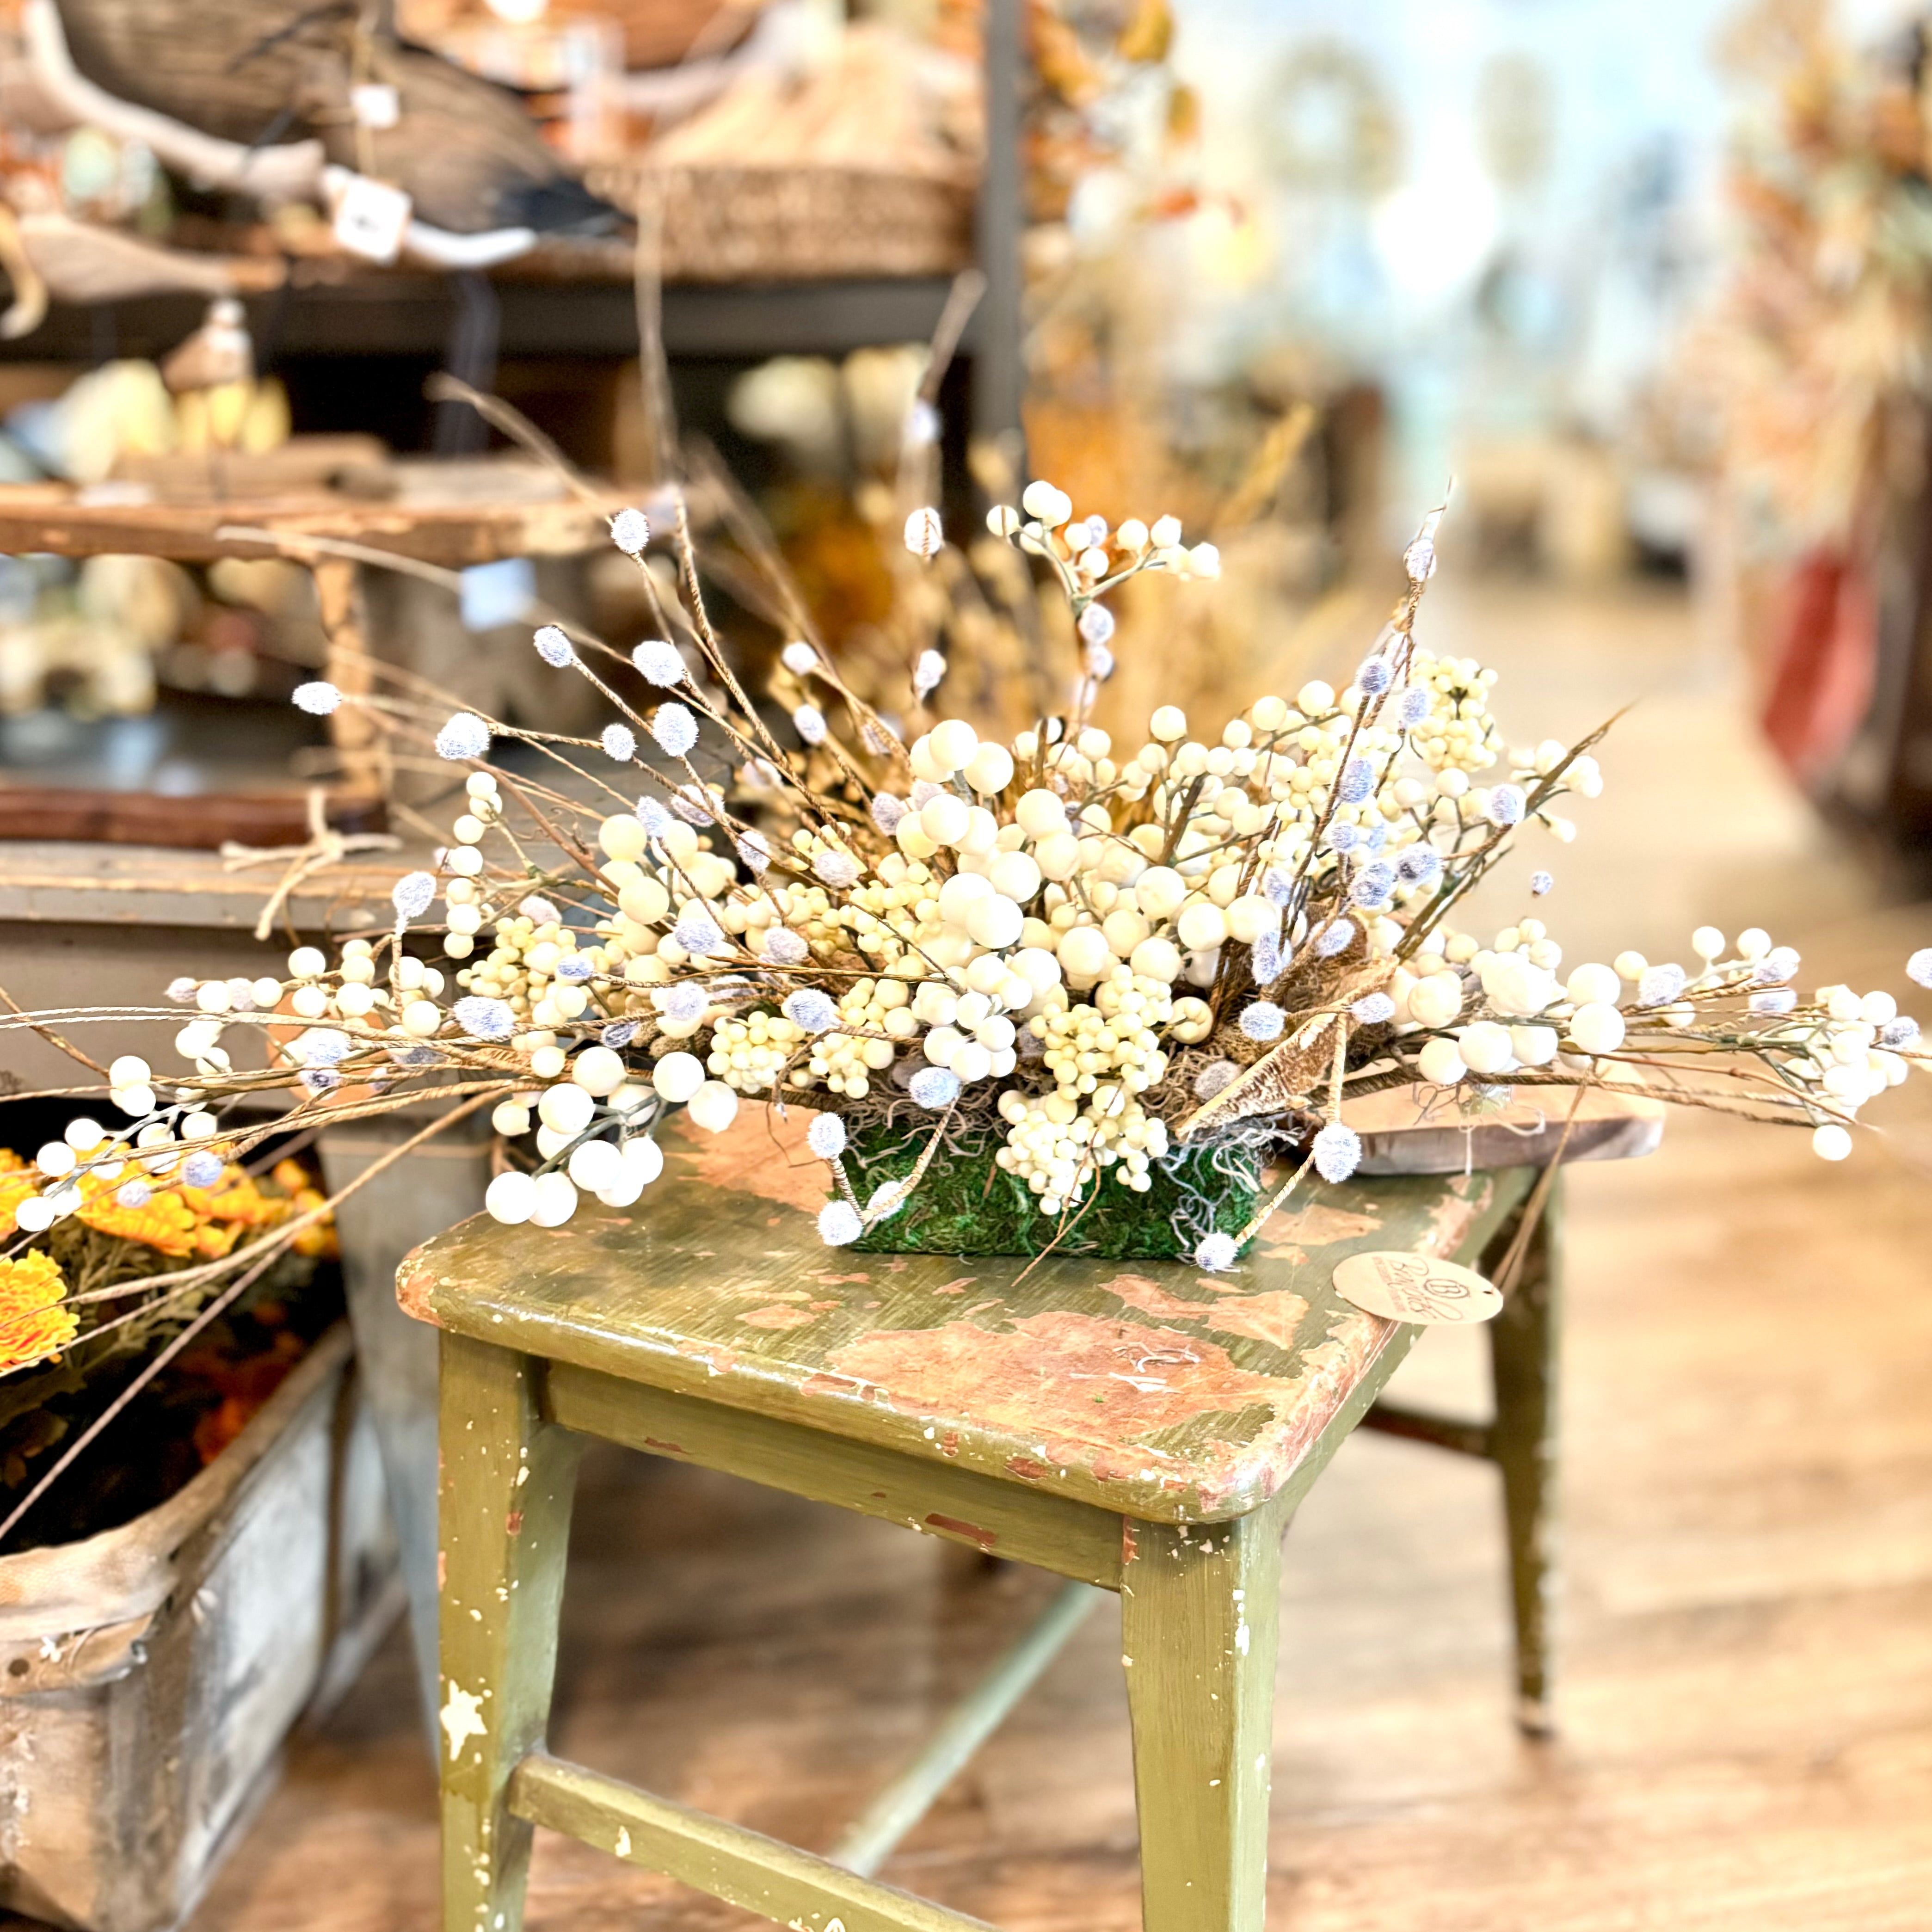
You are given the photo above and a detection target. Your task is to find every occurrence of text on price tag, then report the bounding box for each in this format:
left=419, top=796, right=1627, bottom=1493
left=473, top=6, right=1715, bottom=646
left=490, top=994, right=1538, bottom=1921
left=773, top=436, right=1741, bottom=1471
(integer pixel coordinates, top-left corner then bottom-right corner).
left=1331, top=1251, right=1502, bottom=1325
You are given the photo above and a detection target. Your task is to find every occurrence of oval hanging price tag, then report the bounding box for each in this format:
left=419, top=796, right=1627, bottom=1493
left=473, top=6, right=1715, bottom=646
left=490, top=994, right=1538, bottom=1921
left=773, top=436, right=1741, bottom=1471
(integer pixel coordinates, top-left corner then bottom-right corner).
left=1331, top=1251, right=1502, bottom=1325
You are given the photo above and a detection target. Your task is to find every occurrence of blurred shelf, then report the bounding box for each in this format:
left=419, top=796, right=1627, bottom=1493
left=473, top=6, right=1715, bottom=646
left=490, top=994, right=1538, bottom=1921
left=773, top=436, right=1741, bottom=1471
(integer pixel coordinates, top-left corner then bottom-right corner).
left=0, top=275, right=973, bottom=367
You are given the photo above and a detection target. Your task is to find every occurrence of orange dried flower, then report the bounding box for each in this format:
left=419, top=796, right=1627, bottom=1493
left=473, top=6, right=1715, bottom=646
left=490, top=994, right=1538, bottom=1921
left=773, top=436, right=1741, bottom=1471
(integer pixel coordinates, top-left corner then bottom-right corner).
left=0, top=1251, right=78, bottom=1372
left=0, top=1150, right=39, bottom=1238
left=77, top=1178, right=197, bottom=1256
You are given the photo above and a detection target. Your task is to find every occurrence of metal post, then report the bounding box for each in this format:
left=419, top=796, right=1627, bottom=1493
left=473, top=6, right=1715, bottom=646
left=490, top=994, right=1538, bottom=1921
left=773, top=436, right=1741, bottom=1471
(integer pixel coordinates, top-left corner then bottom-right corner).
left=972, top=0, right=1026, bottom=453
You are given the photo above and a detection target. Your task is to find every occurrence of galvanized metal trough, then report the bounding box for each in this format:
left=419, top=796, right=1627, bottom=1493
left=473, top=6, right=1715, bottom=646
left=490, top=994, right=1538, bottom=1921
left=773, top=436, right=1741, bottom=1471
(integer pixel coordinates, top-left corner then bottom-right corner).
left=0, top=1323, right=399, bottom=1932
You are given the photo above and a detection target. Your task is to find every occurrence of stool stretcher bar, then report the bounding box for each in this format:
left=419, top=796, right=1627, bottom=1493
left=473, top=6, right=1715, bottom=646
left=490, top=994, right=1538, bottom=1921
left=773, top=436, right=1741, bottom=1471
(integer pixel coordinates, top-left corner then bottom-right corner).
left=510, top=1753, right=997, bottom=1932
left=1360, top=1400, right=1493, bottom=1458
left=546, top=1360, right=1126, bottom=1590
left=828, top=1579, right=1105, bottom=1877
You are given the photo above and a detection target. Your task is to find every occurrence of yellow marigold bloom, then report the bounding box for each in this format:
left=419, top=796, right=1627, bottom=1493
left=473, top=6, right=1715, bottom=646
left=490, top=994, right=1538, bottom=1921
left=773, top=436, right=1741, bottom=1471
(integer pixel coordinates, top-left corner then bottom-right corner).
left=0, top=1150, right=39, bottom=1238
left=0, top=1251, right=78, bottom=1372
left=77, top=1178, right=197, bottom=1256
left=193, top=1219, right=243, bottom=1260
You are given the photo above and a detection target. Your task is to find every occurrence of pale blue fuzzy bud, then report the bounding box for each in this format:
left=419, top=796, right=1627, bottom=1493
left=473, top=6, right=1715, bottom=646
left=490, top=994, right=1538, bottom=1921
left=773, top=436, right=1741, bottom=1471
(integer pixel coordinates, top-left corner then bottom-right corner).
left=793, top=704, right=827, bottom=745
left=1350, top=861, right=1395, bottom=908
left=1327, top=822, right=1361, bottom=854
left=672, top=911, right=725, bottom=956
left=652, top=702, right=698, bottom=758
left=533, top=624, right=574, bottom=667
left=1084, top=640, right=1115, bottom=680
left=909, top=778, right=945, bottom=808
left=1239, top=1002, right=1285, bottom=1041
left=1315, top=918, right=1356, bottom=957
left=871, top=794, right=908, bottom=833
left=1637, top=963, right=1687, bottom=1007
left=297, top=1028, right=350, bottom=1065
left=656, top=984, right=709, bottom=1025
left=1336, top=758, right=1375, bottom=805
left=293, top=680, right=342, bottom=714
left=1530, top=870, right=1553, bottom=896
left=1881, top=1015, right=1920, bottom=1047
left=638, top=797, right=673, bottom=840
left=1311, top=1121, right=1362, bottom=1184
left=814, top=850, right=861, bottom=888
left=671, top=785, right=714, bottom=824
left=909, top=1066, right=961, bottom=1108
left=181, top=1151, right=223, bottom=1189
left=1351, top=991, right=1396, bottom=1024
left=1354, top=656, right=1393, bottom=695
left=166, top=977, right=197, bottom=1003
left=1749, top=989, right=1797, bottom=1017
left=601, top=1020, right=638, bottom=1048
left=1262, top=868, right=1295, bottom=910
left=913, top=650, right=947, bottom=698
left=761, top=928, right=809, bottom=966
left=301, top=1067, right=340, bottom=1092
left=610, top=507, right=650, bottom=555
left=391, top=870, right=436, bottom=922
left=737, top=830, right=771, bottom=872
left=1909, top=948, right=1932, bottom=989
left=390, top=1044, right=439, bottom=1067
left=603, top=723, right=637, bottom=762
left=1078, top=602, right=1116, bottom=646
left=453, top=996, right=514, bottom=1040
left=116, top=1180, right=153, bottom=1208
left=1193, top=1059, right=1237, bottom=1100
left=633, top=638, right=685, bottom=686
left=818, top=1199, right=863, bottom=1246
left=1754, top=947, right=1800, bottom=984
left=1194, top=1231, right=1239, bottom=1273
left=554, top=955, right=593, bottom=982
left=783, top=990, right=838, bottom=1034
left=1486, top=784, right=1526, bottom=827
left=436, top=712, right=491, bottom=761
left=1249, top=931, right=1281, bottom=982
left=1396, top=847, right=1441, bottom=888
left=807, top=1114, right=847, bottom=1159
left=519, top=895, right=560, bottom=925
left=1397, top=686, right=1431, bottom=728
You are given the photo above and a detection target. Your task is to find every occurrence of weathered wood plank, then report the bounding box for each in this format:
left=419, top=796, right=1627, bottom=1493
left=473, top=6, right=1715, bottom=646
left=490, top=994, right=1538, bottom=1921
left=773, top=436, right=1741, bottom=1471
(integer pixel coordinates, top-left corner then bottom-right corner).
left=1350, top=1082, right=1663, bottom=1175
left=546, top=1361, right=1125, bottom=1590
left=508, top=1753, right=999, bottom=1932
left=400, top=1107, right=1535, bottom=1525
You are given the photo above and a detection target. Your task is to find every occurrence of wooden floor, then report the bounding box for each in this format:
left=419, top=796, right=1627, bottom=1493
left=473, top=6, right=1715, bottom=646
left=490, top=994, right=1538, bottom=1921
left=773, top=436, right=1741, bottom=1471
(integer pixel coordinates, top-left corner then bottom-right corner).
left=146, top=579, right=1932, bottom=1930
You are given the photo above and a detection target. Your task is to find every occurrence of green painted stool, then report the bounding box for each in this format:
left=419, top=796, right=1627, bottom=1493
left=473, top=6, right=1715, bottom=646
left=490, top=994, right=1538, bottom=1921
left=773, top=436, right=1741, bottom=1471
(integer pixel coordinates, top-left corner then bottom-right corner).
left=398, top=1103, right=1618, bottom=1932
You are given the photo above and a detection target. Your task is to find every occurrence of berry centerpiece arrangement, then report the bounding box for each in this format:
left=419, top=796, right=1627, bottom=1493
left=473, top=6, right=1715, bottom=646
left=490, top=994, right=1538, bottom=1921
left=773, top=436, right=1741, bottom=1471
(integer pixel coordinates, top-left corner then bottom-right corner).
left=4, top=483, right=1926, bottom=1413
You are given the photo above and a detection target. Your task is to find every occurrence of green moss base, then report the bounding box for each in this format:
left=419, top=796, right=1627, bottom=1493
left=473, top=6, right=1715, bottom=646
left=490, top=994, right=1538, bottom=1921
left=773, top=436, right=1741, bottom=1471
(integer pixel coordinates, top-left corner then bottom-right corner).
left=842, top=1126, right=1261, bottom=1260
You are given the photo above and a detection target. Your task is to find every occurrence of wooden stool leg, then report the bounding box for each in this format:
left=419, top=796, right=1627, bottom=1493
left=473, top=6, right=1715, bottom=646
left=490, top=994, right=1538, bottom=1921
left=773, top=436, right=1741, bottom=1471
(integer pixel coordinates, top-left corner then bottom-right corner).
left=438, top=1333, right=584, bottom=1932
left=1121, top=1509, right=1282, bottom=1932
left=1487, top=1175, right=1563, bottom=1736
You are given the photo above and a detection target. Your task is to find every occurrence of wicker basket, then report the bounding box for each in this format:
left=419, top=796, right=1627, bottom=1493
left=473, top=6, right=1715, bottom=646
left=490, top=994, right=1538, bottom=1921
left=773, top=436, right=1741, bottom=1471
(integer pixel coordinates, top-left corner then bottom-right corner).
left=592, top=161, right=975, bottom=282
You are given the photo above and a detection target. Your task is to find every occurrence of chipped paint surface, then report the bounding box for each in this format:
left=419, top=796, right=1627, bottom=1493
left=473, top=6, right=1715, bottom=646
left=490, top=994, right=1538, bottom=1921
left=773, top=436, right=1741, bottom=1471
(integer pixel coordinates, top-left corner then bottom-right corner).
left=397, top=1102, right=1528, bottom=1521
left=1208, top=1290, right=1312, bottom=1351
left=394, top=1256, right=443, bottom=1327
left=440, top=1683, right=487, bottom=1761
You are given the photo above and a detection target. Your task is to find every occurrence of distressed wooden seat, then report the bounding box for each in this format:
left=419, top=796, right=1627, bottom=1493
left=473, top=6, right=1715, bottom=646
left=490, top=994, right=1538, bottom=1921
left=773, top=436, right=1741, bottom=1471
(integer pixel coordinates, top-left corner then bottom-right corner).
left=398, top=1104, right=1602, bottom=1932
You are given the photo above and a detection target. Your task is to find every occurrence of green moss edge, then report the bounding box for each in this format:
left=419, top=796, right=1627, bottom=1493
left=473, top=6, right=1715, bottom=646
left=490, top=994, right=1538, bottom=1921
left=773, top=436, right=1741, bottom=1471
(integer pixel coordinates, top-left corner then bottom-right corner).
left=840, top=1124, right=1261, bottom=1260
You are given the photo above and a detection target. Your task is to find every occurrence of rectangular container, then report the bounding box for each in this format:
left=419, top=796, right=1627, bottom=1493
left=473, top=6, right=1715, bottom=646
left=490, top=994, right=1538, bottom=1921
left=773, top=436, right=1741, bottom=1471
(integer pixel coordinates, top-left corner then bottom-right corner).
left=0, top=1323, right=399, bottom=1932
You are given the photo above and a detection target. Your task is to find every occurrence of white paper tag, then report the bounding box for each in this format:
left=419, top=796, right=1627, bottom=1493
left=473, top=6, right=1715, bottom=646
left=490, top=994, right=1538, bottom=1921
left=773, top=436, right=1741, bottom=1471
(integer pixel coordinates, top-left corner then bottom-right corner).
left=331, top=172, right=412, bottom=263
left=351, top=82, right=401, bottom=129
left=1331, top=1251, right=1502, bottom=1325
